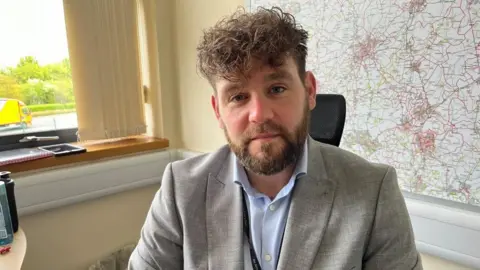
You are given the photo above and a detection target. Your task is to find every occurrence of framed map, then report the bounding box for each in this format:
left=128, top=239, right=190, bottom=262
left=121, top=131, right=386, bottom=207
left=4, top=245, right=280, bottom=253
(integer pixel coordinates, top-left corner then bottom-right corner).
left=250, top=0, right=480, bottom=206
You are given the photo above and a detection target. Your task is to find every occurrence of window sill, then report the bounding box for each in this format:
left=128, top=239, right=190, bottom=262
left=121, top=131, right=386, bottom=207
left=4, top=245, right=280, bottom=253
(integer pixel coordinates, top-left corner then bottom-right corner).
left=0, top=136, right=169, bottom=174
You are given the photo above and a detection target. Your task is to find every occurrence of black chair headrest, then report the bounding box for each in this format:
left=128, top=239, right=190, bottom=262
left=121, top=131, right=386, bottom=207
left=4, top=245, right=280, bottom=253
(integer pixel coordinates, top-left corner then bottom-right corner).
left=309, top=94, right=346, bottom=147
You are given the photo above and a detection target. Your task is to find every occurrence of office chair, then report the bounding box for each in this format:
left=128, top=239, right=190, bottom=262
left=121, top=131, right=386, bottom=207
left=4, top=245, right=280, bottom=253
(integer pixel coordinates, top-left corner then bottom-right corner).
left=309, top=94, right=346, bottom=147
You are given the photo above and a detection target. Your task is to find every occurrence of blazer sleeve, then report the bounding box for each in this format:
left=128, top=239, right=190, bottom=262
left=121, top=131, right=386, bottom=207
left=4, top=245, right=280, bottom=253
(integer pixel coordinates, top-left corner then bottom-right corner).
left=363, top=166, right=423, bottom=270
left=128, top=163, right=183, bottom=270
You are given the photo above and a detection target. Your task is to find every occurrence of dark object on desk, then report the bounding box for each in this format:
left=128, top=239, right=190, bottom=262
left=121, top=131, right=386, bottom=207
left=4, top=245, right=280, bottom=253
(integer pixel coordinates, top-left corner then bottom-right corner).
left=0, top=172, right=18, bottom=233
left=38, top=143, right=87, bottom=157
left=309, top=94, right=346, bottom=147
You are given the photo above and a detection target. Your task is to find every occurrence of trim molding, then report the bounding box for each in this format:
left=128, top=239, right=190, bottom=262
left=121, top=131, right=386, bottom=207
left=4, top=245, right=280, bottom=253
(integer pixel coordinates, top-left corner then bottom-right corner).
left=16, top=149, right=173, bottom=216
left=405, top=196, right=480, bottom=269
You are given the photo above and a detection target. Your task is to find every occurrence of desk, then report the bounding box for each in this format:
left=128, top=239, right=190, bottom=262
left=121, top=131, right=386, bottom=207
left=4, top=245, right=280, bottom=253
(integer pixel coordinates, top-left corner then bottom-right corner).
left=0, top=228, right=26, bottom=270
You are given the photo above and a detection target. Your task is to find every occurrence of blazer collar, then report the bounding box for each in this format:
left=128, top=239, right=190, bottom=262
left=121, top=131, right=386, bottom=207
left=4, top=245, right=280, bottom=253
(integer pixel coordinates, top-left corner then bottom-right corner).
left=277, top=136, right=337, bottom=269
left=206, top=149, right=244, bottom=269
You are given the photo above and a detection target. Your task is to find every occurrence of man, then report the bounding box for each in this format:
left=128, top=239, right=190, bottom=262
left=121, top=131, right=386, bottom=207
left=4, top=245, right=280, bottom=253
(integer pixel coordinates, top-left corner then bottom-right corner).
left=128, top=6, right=422, bottom=270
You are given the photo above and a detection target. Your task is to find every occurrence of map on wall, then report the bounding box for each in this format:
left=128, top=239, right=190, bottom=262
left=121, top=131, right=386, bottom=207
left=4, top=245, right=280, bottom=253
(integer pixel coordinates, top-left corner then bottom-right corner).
left=251, top=0, right=480, bottom=206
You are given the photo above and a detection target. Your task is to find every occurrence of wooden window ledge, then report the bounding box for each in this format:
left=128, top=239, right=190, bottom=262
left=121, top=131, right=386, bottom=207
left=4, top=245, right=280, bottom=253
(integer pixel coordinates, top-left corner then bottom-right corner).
left=0, top=136, right=169, bottom=174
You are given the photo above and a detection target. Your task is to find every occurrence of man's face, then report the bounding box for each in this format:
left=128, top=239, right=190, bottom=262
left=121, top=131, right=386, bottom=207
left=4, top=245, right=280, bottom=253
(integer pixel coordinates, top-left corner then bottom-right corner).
left=211, top=56, right=317, bottom=175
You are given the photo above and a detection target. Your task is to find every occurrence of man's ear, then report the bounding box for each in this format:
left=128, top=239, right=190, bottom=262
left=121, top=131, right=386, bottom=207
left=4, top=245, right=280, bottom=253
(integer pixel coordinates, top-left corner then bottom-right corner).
left=305, top=71, right=317, bottom=110
left=211, top=94, right=225, bottom=129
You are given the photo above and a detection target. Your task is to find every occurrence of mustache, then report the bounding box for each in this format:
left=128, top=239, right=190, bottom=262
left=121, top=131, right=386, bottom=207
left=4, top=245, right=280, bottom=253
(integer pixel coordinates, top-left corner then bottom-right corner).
left=243, top=121, right=285, bottom=142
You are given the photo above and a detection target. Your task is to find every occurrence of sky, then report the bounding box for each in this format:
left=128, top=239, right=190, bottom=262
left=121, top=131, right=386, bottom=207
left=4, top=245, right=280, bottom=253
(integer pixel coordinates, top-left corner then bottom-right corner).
left=0, top=0, right=69, bottom=68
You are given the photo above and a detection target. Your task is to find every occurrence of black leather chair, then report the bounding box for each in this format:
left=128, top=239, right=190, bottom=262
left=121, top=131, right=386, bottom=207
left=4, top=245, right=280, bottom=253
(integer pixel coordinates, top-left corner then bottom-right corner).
left=309, top=94, right=346, bottom=147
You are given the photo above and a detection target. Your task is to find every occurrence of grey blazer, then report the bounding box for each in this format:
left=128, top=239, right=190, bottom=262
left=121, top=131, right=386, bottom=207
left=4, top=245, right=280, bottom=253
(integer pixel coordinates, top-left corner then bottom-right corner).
left=128, top=138, right=423, bottom=270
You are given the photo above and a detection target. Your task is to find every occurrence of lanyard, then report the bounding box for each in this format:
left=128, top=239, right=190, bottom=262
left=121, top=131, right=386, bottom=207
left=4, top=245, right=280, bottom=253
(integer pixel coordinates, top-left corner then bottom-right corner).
left=242, top=191, right=263, bottom=270
left=241, top=191, right=286, bottom=270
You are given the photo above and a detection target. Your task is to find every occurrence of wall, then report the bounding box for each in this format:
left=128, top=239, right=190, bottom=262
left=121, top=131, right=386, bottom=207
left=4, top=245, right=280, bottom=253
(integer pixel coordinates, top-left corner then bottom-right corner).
left=152, top=0, right=182, bottom=148
left=174, top=0, right=244, bottom=152
left=21, top=185, right=158, bottom=270
left=420, top=254, right=473, bottom=270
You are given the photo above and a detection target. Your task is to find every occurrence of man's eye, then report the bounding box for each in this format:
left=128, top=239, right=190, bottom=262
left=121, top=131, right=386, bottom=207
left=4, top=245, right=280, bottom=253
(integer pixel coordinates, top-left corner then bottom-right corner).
left=270, top=86, right=286, bottom=94
left=230, top=94, right=247, bottom=102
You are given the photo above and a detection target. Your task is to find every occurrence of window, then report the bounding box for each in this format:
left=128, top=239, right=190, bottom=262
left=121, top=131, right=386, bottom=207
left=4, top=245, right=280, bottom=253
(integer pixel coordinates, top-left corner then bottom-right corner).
left=0, top=0, right=77, bottom=151
left=0, top=0, right=151, bottom=152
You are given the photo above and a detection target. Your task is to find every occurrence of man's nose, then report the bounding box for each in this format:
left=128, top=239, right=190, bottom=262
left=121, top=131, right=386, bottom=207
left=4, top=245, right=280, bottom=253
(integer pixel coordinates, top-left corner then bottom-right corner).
left=248, top=95, right=274, bottom=123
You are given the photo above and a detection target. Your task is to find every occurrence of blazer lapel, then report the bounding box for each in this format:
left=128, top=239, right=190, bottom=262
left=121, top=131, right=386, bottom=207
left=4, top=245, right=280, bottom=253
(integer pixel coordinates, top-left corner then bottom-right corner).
left=206, top=153, right=244, bottom=270
left=277, top=138, right=337, bottom=270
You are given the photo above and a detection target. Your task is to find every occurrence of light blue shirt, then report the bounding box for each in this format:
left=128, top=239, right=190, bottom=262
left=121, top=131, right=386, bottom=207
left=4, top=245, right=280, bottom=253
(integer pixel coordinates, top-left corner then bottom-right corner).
left=233, top=140, right=308, bottom=270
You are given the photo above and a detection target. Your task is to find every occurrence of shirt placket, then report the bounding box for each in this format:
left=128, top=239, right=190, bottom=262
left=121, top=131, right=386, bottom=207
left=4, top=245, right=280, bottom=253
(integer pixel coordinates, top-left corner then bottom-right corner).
left=260, top=198, right=280, bottom=270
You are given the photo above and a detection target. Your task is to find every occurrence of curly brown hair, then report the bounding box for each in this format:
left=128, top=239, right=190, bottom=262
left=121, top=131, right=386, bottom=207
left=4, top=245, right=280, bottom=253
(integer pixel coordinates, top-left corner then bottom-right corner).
left=196, top=6, right=308, bottom=85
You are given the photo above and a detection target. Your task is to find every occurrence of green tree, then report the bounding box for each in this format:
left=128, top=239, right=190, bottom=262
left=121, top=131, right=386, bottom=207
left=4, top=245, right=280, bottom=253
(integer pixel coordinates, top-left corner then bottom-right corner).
left=5, top=56, right=49, bottom=84
left=1, top=56, right=73, bottom=105
left=20, top=80, right=56, bottom=105
left=44, top=58, right=74, bottom=104
left=0, top=74, right=22, bottom=100
left=44, top=58, right=71, bottom=81
left=51, top=79, right=74, bottom=103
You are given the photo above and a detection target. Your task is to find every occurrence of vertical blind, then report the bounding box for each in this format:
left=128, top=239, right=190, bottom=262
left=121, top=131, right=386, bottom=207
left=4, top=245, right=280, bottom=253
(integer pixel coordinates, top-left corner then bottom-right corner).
left=63, top=0, right=147, bottom=141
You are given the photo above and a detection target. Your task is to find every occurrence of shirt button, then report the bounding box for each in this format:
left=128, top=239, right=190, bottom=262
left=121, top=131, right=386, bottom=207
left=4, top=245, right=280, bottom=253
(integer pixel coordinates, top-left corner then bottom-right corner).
left=264, top=254, right=272, bottom=261
left=269, top=204, right=275, bottom=211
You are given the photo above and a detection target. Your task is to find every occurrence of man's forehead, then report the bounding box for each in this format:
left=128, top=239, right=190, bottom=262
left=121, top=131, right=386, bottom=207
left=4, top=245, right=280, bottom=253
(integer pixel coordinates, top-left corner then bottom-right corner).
left=215, top=65, right=296, bottom=93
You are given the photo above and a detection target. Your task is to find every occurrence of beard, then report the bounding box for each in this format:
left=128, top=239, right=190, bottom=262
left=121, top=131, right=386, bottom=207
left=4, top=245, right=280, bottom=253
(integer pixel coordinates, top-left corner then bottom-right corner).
left=224, top=99, right=310, bottom=176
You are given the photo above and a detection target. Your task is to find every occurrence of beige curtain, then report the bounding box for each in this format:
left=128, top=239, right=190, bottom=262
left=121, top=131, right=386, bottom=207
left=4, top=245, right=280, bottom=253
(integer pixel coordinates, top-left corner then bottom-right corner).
left=63, top=0, right=147, bottom=141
